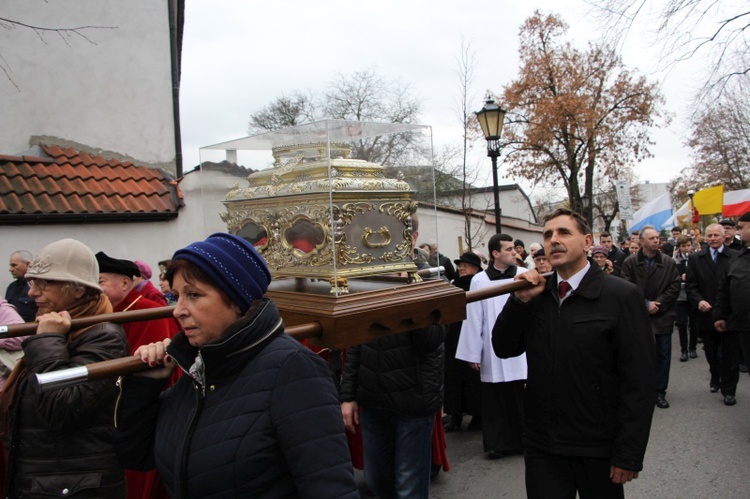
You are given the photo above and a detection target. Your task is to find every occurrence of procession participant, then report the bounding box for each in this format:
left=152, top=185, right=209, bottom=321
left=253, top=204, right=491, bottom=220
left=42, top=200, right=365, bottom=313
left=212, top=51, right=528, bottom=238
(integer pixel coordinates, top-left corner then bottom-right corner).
left=715, top=211, right=750, bottom=384
left=95, top=252, right=179, bottom=355
left=621, top=225, right=681, bottom=409
left=5, top=250, right=37, bottom=322
left=429, top=243, right=457, bottom=281
left=599, top=231, right=626, bottom=276
left=493, top=208, right=655, bottom=499
left=115, top=233, right=358, bottom=498
left=673, top=235, right=698, bottom=362
left=95, top=256, right=177, bottom=499
left=719, top=218, right=744, bottom=251
left=525, top=242, right=542, bottom=269
left=341, top=323, right=444, bottom=498
left=685, top=223, right=739, bottom=404
left=132, top=260, right=167, bottom=306
left=456, top=233, right=526, bottom=460
left=0, top=299, right=25, bottom=390
left=1, top=238, right=129, bottom=498
left=532, top=248, right=552, bottom=273
left=591, top=245, right=614, bottom=274
left=443, top=252, right=483, bottom=432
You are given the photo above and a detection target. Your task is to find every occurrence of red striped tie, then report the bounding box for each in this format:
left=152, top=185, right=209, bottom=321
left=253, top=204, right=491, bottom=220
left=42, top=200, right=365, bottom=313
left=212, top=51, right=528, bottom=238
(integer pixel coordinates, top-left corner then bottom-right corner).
left=559, top=281, right=572, bottom=299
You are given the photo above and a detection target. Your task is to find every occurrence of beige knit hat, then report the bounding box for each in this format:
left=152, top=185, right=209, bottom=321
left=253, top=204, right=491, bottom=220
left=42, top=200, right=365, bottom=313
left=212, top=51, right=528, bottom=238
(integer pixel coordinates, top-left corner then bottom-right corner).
left=25, top=239, right=102, bottom=291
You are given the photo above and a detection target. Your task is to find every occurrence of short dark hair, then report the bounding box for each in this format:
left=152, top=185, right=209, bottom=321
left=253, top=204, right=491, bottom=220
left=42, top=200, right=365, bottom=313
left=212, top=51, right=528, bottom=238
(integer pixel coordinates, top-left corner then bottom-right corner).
left=600, top=231, right=612, bottom=239
left=676, top=235, right=692, bottom=246
left=488, top=233, right=513, bottom=255
left=543, top=208, right=591, bottom=235
left=639, top=225, right=656, bottom=240
left=671, top=227, right=682, bottom=233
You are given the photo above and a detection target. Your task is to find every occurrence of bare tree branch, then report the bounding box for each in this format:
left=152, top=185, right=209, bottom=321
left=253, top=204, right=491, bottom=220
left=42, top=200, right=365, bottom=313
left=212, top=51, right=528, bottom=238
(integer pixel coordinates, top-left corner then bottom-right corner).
left=0, top=15, right=117, bottom=90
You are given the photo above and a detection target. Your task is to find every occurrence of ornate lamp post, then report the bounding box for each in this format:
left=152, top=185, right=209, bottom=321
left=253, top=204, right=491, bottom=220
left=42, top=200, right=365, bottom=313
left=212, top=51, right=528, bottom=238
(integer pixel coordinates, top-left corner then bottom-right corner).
left=475, top=98, right=507, bottom=233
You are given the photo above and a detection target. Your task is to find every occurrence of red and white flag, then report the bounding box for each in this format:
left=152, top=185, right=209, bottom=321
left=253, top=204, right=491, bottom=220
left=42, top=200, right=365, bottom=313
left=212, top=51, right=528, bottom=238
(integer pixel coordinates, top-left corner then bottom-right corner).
left=723, top=189, right=750, bottom=217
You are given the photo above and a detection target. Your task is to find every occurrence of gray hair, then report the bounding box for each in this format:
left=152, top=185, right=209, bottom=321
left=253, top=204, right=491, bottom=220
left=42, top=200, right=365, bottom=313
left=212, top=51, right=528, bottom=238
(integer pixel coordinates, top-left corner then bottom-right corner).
left=11, top=250, right=33, bottom=263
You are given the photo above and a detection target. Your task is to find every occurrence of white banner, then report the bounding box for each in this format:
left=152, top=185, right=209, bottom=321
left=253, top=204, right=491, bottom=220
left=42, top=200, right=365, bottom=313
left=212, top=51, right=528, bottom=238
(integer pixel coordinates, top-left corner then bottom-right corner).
left=615, top=180, right=633, bottom=221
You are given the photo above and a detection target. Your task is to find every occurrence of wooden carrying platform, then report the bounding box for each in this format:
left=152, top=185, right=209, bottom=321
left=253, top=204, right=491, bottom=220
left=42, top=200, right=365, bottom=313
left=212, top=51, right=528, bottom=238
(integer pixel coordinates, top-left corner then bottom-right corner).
left=268, top=277, right=466, bottom=349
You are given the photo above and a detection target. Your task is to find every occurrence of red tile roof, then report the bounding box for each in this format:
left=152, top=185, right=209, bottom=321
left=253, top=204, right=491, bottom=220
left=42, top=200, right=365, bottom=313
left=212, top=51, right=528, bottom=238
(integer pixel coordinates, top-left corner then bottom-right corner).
left=0, top=145, right=182, bottom=224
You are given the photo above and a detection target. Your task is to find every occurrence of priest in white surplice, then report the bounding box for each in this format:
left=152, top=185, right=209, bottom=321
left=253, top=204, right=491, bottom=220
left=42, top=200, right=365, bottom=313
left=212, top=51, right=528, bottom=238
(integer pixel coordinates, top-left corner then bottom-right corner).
left=456, top=233, right=527, bottom=459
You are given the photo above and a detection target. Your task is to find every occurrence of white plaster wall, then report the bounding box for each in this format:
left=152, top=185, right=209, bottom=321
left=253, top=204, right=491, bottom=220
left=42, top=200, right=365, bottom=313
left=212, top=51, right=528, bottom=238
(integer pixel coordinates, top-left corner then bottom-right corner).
left=416, top=208, right=542, bottom=264
left=0, top=0, right=176, bottom=169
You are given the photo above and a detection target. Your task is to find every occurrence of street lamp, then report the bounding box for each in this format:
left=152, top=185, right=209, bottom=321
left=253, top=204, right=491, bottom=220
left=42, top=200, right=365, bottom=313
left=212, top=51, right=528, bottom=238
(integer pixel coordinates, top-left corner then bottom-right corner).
left=475, top=98, right=507, bottom=233
left=582, top=193, right=590, bottom=226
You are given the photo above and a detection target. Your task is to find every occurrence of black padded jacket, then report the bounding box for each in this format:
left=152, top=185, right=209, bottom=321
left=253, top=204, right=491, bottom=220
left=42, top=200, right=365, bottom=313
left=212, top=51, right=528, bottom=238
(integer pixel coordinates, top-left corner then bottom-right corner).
left=115, top=299, right=358, bottom=499
left=5, top=323, right=129, bottom=498
left=339, top=325, right=445, bottom=415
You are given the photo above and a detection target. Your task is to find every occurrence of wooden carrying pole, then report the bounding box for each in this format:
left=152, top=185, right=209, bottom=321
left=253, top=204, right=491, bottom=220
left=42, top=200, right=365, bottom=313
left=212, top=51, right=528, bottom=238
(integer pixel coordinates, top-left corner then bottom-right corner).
left=31, top=272, right=549, bottom=392
left=3, top=266, right=447, bottom=339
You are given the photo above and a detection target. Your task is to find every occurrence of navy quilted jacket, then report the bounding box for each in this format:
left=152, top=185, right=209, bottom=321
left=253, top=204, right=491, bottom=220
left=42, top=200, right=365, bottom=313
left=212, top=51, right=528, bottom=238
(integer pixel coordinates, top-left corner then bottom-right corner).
left=115, top=299, right=358, bottom=498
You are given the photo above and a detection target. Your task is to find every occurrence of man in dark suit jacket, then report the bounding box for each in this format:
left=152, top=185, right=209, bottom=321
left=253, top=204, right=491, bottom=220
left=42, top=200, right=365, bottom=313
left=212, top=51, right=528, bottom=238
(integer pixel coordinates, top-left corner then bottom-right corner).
left=494, top=209, right=655, bottom=499
left=685, top=223, right=739, bottom=405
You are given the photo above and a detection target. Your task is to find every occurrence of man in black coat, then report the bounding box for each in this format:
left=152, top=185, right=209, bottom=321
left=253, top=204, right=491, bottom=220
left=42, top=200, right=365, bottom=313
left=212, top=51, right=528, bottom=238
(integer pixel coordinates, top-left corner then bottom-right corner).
left=493, top=208, right=655, bottom=499
left=686, top=223, right=739, bottom=405
left=341, top=325, right=445, bottom=498
left=714, top=211, right=750, bottom=384
left=621, top=226, right=681, bottom=409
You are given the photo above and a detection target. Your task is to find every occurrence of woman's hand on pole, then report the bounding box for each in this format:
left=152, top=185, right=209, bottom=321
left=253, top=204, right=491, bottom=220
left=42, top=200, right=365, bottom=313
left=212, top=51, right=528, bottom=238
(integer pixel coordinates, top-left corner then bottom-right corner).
left=133, top=338, right=176, bottom=379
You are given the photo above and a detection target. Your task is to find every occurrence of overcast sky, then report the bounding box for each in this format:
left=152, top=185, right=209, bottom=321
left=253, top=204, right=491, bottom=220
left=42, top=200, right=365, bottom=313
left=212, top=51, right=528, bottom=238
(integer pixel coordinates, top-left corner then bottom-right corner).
left=179, top=0, right=700, bottom=198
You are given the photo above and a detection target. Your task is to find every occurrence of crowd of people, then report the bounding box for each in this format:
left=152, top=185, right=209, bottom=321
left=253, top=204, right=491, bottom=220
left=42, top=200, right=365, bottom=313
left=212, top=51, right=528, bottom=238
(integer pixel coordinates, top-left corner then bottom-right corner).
left=1, top=236, right=358, bottom=498
left=441, top=211, right=750, bottom=498
left=0, top=210, right=747, bottom=498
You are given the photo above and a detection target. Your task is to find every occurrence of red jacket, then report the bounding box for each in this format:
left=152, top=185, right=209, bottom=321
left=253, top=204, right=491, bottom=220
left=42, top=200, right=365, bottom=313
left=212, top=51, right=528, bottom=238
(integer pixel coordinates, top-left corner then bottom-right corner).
left=115, top=287, right=179, bottom=499
left=114, top=288, right=180, bottom=354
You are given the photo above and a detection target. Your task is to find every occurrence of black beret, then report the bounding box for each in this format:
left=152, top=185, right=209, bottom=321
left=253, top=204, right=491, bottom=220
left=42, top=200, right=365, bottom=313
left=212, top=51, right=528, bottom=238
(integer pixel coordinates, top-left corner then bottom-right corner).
left=739, top=211, right=750, bottom=222
left=718, top=218, right=736, bottom=227
left=514, top=239, right=525, bottom=248
left=533, top=248, right=545, bottom=257
left=95, top=251, right=140, bottom=278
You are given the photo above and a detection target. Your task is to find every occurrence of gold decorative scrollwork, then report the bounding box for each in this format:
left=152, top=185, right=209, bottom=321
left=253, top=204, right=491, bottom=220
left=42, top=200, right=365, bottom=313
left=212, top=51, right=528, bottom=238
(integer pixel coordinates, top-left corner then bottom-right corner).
left=362, top=227, right=391, bottom=248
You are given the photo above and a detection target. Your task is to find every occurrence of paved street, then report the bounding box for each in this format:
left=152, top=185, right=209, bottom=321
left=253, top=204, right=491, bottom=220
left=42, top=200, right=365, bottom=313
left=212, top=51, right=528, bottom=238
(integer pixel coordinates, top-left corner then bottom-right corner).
left=356, top=334, right=750, bottom=497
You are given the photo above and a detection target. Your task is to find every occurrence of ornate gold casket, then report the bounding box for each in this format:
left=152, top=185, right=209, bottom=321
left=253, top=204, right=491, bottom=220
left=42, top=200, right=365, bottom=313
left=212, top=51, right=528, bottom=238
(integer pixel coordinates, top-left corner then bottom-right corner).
left=200, top=121, right=466, bottom=347
left=216, top=121, right=431, bottom=294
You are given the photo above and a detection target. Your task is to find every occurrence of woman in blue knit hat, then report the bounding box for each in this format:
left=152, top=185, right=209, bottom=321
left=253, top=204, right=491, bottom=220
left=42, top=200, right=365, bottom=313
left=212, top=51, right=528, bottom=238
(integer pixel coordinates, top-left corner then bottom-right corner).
left=115, top=233, right=358, bottom=498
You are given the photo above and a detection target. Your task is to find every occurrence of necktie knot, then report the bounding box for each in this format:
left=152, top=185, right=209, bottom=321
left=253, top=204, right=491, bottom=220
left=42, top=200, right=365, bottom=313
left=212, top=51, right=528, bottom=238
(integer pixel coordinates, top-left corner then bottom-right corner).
left=559, top=281, right=572, bottom=299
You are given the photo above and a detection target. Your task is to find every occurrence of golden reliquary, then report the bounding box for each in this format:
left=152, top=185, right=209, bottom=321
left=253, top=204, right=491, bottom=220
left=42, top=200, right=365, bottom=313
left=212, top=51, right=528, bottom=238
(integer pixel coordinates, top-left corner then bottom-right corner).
left=221, top=136, right=422, bottom=294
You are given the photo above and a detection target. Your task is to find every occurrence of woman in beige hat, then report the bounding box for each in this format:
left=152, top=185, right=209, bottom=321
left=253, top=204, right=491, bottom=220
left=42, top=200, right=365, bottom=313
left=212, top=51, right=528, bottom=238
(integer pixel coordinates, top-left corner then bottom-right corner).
left=0, top=238, right=129, bottom=498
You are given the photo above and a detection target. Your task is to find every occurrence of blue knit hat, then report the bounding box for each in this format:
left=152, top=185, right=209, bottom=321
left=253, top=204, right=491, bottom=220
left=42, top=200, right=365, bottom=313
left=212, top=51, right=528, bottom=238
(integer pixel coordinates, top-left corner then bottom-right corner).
left=172, top=233, right=271, bottom=313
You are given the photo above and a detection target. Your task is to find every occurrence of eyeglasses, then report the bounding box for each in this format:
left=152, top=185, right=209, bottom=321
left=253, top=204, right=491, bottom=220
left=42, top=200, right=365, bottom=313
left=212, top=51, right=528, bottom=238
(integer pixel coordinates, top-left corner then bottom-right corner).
left=27, top=279, right=49, bottom=291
